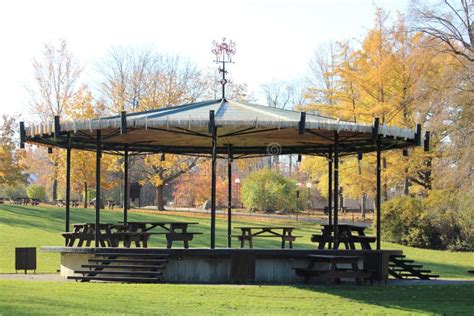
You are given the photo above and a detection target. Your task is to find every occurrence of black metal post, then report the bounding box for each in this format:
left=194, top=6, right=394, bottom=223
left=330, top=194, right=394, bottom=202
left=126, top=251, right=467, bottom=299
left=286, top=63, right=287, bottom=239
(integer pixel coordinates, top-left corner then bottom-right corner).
left=65, top=133, right=71, bottom=234
left=227, top=145, right=233, bottom=248
left=123, top=145, right=129, bottom=224
left=210, top=111, right=217, bottom=249
left=333, top=132, right=339, bottom=248
left=327, top=148, right=333, bottom=233
left=376, top=136, right=382, bottom=250
left=95, top=130, right=101, bottom=248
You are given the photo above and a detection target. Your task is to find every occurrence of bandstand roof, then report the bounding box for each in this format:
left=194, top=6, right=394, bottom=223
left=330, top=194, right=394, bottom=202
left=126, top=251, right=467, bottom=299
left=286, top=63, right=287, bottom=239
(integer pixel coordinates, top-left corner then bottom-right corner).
left=23, top=98, right=423, bottom=158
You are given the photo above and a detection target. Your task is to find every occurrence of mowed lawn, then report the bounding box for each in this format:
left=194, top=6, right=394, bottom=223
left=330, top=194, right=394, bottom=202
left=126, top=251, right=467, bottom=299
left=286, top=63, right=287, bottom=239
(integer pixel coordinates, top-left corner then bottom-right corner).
left=0, top=204, right=473, bottom=278
left=0, top=204, right=474, bottom=315
left=0, top=280, right=473, bottom=315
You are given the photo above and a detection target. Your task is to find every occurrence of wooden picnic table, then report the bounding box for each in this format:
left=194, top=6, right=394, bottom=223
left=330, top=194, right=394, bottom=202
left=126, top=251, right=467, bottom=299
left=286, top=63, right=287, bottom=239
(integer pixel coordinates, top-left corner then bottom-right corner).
left=234, top=226, right=301, bottom=249
left=311, top=224, right=375, bottom=250
left=121, top=221, right=201, bottom=248
left=62, top=223, right=151, bottom=248
left=294, top=254, right=371, bottom=285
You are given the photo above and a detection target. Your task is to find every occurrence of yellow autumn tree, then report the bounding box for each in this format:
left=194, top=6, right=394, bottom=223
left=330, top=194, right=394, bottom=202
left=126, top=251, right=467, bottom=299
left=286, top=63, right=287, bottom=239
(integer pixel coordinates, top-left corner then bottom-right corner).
left=0, top=115, right=26, bottom=187
left=302, top=8, right=453, bottom=209
left=54, top=86, right=121, bottom=206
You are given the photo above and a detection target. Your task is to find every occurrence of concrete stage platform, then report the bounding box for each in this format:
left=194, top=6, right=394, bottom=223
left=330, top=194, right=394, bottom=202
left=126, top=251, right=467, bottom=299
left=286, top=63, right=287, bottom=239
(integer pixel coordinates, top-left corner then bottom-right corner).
left=42, top=247, right=402, bottom=284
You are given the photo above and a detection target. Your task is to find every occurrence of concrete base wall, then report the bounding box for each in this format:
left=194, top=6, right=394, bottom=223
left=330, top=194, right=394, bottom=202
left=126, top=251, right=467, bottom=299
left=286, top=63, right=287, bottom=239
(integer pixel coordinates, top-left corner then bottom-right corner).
left=60, top=253, right=94, bottom=277
left=48, top=248, right=392, bottom=284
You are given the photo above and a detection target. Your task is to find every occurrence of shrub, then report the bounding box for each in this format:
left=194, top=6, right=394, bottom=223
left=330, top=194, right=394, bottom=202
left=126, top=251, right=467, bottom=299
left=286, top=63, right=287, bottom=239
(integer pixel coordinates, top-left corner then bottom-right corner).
left=26, top=184, right=46, bottom=200
left=380, top=190, right=474, bottom=250
left=0, top=184, right=27, bottom=198
left=241, top=169, right=297, bottom=212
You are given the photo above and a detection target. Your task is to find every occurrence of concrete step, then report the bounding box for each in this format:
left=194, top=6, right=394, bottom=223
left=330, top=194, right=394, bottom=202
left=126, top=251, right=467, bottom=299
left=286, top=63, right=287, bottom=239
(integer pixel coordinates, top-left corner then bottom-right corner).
left=68, top=276, right=160, bottom=283
left=89, top=258, right=168, bottom=264
left=75, top=270, right=163, bottom=276
left=81, top=264, right=166, bottom=270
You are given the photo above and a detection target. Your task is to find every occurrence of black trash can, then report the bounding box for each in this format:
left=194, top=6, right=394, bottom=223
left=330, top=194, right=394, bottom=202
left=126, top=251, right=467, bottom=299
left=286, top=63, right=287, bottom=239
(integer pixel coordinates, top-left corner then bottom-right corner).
left=15, top=247, right=36, bottom=274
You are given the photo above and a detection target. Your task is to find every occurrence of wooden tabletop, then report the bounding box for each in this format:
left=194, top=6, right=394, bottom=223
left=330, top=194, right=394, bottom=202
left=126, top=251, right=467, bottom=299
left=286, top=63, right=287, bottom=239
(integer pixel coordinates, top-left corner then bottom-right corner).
left=73, top=223, right=126, bottom=227
left=321, top=224, right=366, bottom=229
left=120, top=221, right=199, bottom=225
left=234, top=226, right=296, bottom=230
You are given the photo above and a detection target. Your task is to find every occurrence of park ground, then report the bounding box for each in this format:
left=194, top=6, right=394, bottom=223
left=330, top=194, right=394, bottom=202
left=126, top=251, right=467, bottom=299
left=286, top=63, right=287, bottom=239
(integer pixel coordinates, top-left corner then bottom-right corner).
left=0, top=204, right=473, bottom=315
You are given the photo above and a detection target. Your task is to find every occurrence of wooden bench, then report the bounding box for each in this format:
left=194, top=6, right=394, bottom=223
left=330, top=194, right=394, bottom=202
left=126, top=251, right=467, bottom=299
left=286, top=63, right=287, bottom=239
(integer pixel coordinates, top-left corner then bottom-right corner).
left=165, top=232, right=202, bottom=248
left=293, top=255, right=371, bottom=285
left=351, top=236, right=376, bottom=250
left=61, top=232, right=109, bottom=247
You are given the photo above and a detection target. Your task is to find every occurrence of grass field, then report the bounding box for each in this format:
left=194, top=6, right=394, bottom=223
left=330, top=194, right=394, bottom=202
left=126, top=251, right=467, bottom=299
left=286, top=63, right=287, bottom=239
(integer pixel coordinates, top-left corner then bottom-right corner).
left=1, top=204, right=473, bottom=278
left=0, top=280, right=473, bottom=315
left=0, top=204, right=473, bottom=315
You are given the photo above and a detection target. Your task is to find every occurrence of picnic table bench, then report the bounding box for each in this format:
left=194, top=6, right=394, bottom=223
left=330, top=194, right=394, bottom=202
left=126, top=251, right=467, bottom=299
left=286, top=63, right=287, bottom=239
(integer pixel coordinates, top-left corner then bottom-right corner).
left=62, top=223, right=153, bottom=248
left=121, top=221, right=201, bottom=248
left=294, top=254, right=371, bottom=285
left=234, top=226, right=301, bottom=249
left=311, top=224, right=376, bottom=250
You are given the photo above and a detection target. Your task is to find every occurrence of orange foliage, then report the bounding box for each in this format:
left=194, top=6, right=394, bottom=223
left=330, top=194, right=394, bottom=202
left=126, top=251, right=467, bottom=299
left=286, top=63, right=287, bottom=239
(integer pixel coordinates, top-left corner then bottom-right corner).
left=173, top=162, right=227, bottom=208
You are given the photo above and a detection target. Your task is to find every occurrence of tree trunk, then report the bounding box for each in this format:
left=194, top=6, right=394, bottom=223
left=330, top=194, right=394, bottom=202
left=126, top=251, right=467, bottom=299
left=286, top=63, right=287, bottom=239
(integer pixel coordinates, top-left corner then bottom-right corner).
left=403, top=176, right=410, bottom=195
left=52, top=179, right=58, bottom=201
left=83, top=182, right=88, bottom=208
left=156, top=185, right=165, bottom=211
left=361, top=193, right=367, bottom=220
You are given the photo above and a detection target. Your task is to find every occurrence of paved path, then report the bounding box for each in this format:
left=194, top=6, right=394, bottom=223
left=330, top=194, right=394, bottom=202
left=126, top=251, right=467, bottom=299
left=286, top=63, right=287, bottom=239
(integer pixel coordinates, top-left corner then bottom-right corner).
left=0, top=273, right=68, bottom=281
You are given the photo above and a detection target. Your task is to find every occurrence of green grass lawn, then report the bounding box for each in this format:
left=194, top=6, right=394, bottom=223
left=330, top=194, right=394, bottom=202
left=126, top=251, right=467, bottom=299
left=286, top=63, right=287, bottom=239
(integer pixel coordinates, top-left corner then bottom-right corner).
left=0, top=280, right=473, bottom=315
left=1, top=204, right=472, bottom=278
left=0, top=204, right=473, bottom=315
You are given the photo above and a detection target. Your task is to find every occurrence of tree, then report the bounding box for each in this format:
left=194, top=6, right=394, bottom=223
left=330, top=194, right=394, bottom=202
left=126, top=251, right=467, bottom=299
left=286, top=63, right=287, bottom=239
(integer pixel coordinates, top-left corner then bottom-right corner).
left=411, top=0, right=474, bottom=191
left=306, top=41, right=339, bottom=109
left=0, top=115, right=26, bottom=187
left=27, top=39, right=82, bottom=122
left=302, top=8, right=465, bottom=205
left=99, top=47, right=206, bottom=112
left=139, top=155, right=200, bottom=210
left=26, top=184, right=46, bottom=200
left=57, top=86, right=120, bottom=207
left=241, top=169, right=297, bottom=212
left=26, top=39, right=82, bottom=200
left=99, top=47, right=211, bottom=209
left=173, top=162, right=227, bottom=208
left=411, top=0, right=473, bottom=63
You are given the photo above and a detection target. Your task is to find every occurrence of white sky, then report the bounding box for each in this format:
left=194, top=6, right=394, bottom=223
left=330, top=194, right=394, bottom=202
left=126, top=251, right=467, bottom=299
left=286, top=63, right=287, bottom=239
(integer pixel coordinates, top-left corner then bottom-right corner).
left=0, top=0, right=411, bottom=121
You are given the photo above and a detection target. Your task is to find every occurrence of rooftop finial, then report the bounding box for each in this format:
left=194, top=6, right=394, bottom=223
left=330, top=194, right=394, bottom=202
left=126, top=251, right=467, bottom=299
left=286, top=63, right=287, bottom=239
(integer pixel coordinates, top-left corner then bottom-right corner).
left=212, top=38, right=236, bottom=99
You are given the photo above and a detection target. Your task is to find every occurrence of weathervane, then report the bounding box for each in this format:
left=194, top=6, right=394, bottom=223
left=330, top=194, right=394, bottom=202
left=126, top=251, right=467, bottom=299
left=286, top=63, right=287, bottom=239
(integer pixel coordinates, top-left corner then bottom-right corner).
left=212, top=38, right=236, bottom=99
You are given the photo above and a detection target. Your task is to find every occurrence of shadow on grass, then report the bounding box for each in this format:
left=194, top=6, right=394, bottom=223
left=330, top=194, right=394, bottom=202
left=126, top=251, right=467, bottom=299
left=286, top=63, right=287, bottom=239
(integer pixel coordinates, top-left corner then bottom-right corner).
left=412, top=260, right=473, bottom=279
left=292, top=284, right=474, bottom=314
